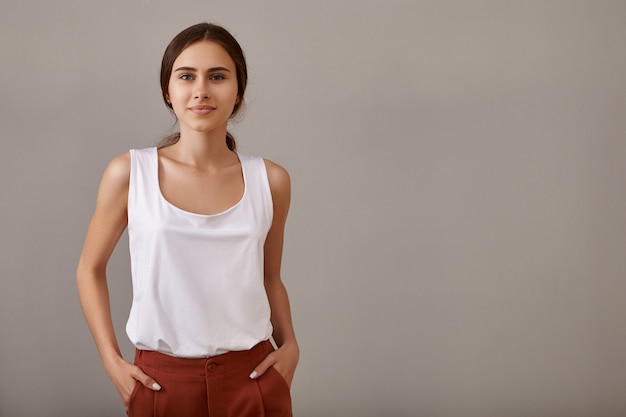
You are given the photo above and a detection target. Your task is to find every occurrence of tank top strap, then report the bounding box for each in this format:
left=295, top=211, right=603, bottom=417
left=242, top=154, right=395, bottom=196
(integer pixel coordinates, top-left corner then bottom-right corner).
left=238, top=154, right=273, bottom=227
left=128, top=147, right=160, bottom=222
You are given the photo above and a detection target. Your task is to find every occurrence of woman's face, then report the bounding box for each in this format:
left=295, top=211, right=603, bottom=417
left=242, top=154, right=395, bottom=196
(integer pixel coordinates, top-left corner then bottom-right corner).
left=167, top=40, right=239, bottom=136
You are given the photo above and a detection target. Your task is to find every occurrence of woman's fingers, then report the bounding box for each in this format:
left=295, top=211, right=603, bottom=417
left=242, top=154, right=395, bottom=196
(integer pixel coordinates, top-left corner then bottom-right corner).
left=109, top=361, right=161, bottom=408
left=249, top=344, right=299, bottom=388
left=132, top=366, right=161, bottom=391
left=249, top=352, right=276, bottom=379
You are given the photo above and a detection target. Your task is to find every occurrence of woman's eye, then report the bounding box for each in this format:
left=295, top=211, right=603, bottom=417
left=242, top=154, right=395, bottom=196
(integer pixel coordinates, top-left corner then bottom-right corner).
left=179, top=74, right=193, bottom=80
left=210, top=74, right=225, bottom=81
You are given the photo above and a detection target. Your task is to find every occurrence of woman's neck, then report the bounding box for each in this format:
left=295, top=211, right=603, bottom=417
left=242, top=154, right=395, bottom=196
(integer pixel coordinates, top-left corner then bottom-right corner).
left=168, top=126, right=237, bottom=168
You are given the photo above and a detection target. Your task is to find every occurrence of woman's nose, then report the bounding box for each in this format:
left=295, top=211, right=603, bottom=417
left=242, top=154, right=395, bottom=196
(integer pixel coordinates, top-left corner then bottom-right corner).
left=194, top=80, right=210, bottom=99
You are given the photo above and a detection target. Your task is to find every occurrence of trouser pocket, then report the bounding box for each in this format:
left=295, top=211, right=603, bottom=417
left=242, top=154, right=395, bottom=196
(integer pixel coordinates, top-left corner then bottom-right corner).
left=127, top=380, right=155, bottom=417
left=256, top=366, right=292, bottom=417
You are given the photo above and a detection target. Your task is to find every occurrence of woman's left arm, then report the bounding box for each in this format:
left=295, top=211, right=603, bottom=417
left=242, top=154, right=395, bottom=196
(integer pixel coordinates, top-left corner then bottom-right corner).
left=250, top=159, right=299, bottom=387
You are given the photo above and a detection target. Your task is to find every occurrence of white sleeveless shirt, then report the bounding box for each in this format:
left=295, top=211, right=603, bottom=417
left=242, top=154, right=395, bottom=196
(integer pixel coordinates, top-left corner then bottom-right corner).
left=126, top=147, right=274, bottom=358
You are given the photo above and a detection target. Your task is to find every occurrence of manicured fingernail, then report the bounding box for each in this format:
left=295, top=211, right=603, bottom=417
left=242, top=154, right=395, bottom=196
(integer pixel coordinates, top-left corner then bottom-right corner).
left=152, top=383, right=162, bottom=391
left=249, top=371, right=258, bottom=379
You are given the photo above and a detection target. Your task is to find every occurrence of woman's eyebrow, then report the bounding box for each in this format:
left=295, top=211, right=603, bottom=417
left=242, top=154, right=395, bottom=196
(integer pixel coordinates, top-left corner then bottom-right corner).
left=174, top=66, right=232, bottom=73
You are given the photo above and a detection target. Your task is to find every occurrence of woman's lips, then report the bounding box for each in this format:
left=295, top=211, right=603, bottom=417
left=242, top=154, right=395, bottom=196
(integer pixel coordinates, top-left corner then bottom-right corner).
left=190, top=106, right=216, bottom=115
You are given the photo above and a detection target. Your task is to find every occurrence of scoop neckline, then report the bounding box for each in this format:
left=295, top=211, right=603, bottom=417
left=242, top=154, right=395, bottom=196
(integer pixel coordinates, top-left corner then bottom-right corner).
left=153, top=147, right=247, bottom=218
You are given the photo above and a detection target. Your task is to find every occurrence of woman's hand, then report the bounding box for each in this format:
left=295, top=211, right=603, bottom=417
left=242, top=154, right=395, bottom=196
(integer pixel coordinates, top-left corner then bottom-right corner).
left=249, top=342, right=300, bottom=388
left=104, top=356, right=161, bottom=408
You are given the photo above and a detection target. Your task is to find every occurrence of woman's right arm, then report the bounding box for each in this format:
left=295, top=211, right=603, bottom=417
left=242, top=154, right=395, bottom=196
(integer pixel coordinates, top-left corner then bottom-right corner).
left=76, top=153, right=160, bottom=408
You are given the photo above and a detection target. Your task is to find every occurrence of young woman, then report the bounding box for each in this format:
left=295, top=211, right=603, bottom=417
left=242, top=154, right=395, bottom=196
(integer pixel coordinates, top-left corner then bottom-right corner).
left=77, top=23, right=298, bottom=416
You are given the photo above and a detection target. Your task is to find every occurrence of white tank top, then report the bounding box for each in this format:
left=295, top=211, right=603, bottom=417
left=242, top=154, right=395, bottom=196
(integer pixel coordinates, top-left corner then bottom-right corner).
left=126, top=147, right=274, bottom=358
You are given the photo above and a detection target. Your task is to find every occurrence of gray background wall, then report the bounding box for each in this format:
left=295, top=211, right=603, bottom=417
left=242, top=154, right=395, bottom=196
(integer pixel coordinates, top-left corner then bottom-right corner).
left=1, top=1, right=625, bottom=416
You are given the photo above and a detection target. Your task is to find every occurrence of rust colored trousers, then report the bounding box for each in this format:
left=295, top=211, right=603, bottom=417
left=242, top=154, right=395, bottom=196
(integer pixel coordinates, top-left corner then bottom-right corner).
left=128, top=340, right=292, bottom=417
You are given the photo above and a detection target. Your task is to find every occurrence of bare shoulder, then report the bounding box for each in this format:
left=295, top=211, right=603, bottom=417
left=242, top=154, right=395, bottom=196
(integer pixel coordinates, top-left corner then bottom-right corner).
left=263, top=159, right=291, bottom=196
left=105, top=152, right=130, bottom=180
left=99, top=152, right=131, bottom=197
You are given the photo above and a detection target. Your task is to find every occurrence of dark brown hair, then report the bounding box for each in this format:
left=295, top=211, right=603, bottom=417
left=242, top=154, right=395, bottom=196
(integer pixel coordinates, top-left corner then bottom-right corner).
left=158, top=23, right=248, bottom=150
